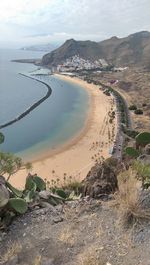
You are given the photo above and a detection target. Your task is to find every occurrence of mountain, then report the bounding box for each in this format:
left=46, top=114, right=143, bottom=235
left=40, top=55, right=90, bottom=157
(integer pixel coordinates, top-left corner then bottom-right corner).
left=99, top=31, right=150, bottom=67
left=42, top=39, right=103, bottom=66
left=41, top=31, right=150, bottom=68
left=21, top=43, right=58, bottom=52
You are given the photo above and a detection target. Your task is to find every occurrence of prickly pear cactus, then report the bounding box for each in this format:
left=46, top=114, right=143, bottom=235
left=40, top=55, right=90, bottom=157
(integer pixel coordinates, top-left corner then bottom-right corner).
left=25, top=175, right=37, bottom=191
left=24, top=190, right=36, bottom=203
left=56, top=189, right=67, bottom=199
left=125, top=147, right=140, bottom=158
left=136, top=132, right=150, bottom=147
left=8, top=198, right=28, bottom=214
left=33, top=176, right=46, bottom=191
left=6, top=182, right=23, bottom=198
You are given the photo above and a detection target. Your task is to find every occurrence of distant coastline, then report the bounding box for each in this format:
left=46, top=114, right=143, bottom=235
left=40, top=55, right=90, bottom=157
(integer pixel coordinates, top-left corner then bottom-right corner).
left=0, top=74, right=52, bottom=129
left=11, top=59, right=40, bottom=64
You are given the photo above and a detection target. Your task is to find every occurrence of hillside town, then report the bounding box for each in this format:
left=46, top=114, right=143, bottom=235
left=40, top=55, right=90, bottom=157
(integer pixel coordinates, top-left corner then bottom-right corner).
left=55, top=55, right=128, bottom=73
left=56, top=55, right=109, bottom=72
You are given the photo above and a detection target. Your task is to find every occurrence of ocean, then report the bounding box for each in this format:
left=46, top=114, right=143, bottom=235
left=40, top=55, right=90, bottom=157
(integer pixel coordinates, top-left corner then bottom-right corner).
left=0, top=49, right=89, bottom=160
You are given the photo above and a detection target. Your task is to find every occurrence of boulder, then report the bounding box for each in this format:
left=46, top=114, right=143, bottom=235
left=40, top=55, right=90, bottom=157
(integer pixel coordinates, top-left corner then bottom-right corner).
left=82, top=159, right=118, bottom=198
left=137, top=154, right=150, bottom=165
left=144, top=144, right=150, bottom=155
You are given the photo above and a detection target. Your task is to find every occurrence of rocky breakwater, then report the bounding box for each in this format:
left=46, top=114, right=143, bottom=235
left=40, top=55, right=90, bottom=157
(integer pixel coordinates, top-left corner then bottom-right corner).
left=0, top=74, right=52, bottom=129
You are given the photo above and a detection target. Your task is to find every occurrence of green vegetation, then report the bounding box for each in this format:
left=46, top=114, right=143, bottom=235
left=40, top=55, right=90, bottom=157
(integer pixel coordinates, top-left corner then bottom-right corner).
left=0, top=118, right=149, bottom=232
left=47, top=175, right=82, bottom=196
left=125, top=147, right=140, bottom=158
left=8, top=198, right=28, bottom=214
left=6, top=182, right=23, bottom=198
left=0, top=130, right=82, bottom=228
left=133, top=161, right=150, bottom=189
left=0, top=152, right=32, bottom=181
left=0, top=173, right=73, bottom=227
left=124, top=131, right=150, bottom=188
left=136, top=132, right=150, bottom=147
left=33, top=175, right=46, bottom=191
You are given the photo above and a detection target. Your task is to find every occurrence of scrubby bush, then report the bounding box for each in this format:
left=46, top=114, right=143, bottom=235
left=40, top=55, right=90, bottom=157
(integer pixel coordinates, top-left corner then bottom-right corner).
left=123, top=129, right=139, bottom=138
left=0, top=152, right=32, bottom=181
left=129, top=105, right=137, bottom=110
left=134, top=109, right=143, bottom=115
left=125, top=147, right=140, bottom=158
left=117, top=167, right=150, bottom=227
left=133, top=161, right=150, bottom=189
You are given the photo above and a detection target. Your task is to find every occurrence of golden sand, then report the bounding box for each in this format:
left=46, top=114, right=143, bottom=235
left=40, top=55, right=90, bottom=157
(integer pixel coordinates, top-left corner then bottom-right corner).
left=11, top=74, right=116, bottom=188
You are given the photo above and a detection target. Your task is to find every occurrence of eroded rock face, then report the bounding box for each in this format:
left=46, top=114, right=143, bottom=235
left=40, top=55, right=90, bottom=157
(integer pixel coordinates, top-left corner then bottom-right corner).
left=82, top=159, right=118, bottom=198
left=138, top=189, right=150, bottom=210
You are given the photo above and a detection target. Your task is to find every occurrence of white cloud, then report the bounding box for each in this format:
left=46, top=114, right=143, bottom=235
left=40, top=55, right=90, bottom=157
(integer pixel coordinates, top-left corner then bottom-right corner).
left=0, top=0, right=50, bottom=23
left=0, top=0, right=150, bottom=47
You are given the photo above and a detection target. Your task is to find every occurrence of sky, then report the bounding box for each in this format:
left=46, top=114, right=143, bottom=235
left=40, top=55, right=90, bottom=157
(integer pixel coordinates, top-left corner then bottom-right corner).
left=0, top=0, right=150, bottom=48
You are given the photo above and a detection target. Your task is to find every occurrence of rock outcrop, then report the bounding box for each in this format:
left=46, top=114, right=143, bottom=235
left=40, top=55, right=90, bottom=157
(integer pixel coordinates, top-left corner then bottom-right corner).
left=82, top=158, right=118, bottom=199
left=144, top=144, right=150, bottom=155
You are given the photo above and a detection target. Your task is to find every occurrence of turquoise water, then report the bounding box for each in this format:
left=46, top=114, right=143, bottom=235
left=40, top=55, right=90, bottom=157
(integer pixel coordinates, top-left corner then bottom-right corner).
left=0, top=49, right=89, bottom=160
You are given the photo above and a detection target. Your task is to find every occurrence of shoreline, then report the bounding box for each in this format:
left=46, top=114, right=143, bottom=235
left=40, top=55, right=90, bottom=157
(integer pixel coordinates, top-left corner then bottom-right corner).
left=12, top=74, right=116, bottom=188
left=21, top=74, right=92, bottom=163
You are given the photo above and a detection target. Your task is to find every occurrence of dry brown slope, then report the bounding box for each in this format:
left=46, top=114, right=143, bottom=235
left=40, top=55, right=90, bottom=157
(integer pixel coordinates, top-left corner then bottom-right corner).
left=42, top=31, right=150, bottom=68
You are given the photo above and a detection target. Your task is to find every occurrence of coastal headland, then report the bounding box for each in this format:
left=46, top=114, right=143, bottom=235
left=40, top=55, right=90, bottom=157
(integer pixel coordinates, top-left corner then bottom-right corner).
left=11, top=74, right=116, bottom=188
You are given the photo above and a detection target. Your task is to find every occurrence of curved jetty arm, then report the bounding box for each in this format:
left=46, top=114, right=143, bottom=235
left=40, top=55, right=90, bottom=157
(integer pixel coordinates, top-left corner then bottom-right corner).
left=0, top=74, right=52, bottom=129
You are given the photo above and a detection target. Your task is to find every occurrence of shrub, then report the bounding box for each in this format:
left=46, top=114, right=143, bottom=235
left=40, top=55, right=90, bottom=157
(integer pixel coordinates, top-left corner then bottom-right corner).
left=136, top=132, right=150, bottom=147
left=0, top=152, right=32, bottom=182
left=134, top=109, right=143, bottom=115
left=105, top=157, right=118, bottom=168
left=133, top=161, right=150, bottom=189
left=124, top=129, right=139, bottom=139
left=129, top=105, right=137, bottom=110
left=125, top=147, right=140, bottom=158
left=117, top=168, right=150, bottom=227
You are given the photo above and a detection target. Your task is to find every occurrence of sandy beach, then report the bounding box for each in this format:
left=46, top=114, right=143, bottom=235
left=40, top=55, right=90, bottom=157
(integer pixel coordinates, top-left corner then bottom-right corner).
left=11, top=74, right=116, bottom=188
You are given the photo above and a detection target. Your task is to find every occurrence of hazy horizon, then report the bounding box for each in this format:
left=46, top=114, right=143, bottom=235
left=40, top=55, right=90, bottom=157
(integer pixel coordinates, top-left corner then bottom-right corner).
left=0, top=0, right=150, bottom=49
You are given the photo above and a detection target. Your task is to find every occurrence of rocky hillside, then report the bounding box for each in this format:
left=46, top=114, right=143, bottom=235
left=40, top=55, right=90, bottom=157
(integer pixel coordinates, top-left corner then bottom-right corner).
left=42, top=39, right=102, bottom=66
left=42, top=31, right=150, bottom=68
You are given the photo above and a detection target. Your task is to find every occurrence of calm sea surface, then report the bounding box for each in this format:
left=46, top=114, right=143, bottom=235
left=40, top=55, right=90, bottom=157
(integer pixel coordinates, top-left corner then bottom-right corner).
left=0, top=49, right=89, bottom=160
